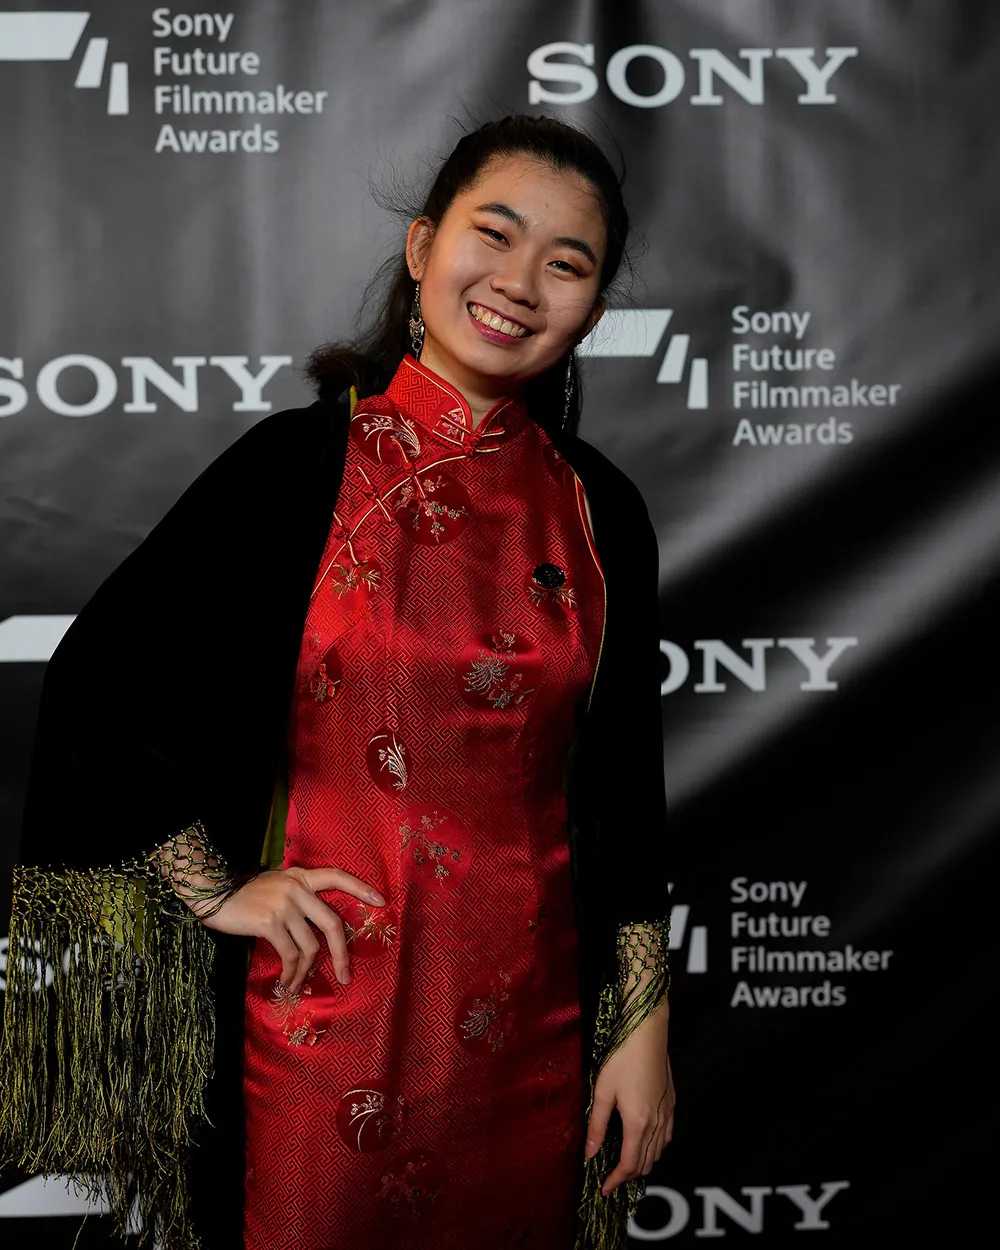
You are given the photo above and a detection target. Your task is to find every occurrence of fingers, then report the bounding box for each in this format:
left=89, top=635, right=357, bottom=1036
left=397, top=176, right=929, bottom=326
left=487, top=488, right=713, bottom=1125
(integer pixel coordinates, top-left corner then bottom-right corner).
left=283, top=915, right=321, bottom=995
left=250, top=867, right=385, bottom=992
left=606, top=1121, right=667, bottom=1190
left=585, top=1088, right=615, bottom=1159
left=642, top=1097, right=676, bottom=1177
left=643, top=1091, right=676, bottom=1175
left=663, top=1059, right=676, bottom=1145
left=267, top=926, right=303, bottom=995
left=299, top=865, right=385, bottom=906
left=600, top=1116, right=652, bottom=1196
left=603, top=1094, right=678, bottom=1193
left=296, top=892, right=353, bottom=986
left=640, top=1128, right=659, bottom=1176
left=644, top=1118, right=671, bottom=1175
left=287, top=867, right=389, bottom=988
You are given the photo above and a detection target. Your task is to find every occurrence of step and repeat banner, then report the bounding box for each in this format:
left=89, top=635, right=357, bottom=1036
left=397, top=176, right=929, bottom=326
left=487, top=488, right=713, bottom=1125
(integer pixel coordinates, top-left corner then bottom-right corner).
left=1, top=1, right=996, bottom=1245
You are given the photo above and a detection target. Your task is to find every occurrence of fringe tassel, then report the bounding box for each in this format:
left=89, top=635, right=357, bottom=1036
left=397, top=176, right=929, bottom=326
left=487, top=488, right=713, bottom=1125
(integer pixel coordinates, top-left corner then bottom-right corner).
left=1, top=810, right=666, bottom=1250
left=574, top=918, right=671, bottom=1250
left=0, top=821, right=256, bottom=1249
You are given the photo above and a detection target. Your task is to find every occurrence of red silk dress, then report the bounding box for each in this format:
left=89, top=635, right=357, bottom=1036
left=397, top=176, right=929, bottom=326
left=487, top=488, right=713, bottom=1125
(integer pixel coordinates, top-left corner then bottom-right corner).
left=242, top=352, right=605, bottom=1249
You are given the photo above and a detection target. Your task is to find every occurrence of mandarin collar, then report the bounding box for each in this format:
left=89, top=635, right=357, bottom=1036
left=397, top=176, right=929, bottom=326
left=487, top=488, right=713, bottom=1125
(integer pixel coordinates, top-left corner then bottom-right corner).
left=383, top=353, right=528, bottom=451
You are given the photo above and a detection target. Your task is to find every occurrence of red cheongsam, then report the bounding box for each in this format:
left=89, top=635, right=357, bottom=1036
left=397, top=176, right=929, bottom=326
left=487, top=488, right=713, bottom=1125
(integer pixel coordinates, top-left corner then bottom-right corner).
left=242, top=352, right=605, bottom=1249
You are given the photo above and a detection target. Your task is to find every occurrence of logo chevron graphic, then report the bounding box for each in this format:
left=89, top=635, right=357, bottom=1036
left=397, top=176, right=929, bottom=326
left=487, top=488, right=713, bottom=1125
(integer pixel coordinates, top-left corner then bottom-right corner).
left=578, top=308, right=709, bottom=408
left=0, top=11, right=129, bottom=113
left=668, top=883, right=708, bottom=973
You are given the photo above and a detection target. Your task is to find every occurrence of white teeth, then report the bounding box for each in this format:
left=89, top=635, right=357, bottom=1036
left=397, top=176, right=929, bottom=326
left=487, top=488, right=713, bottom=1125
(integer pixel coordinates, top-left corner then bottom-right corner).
left=468, top=302, right=529, bottom=338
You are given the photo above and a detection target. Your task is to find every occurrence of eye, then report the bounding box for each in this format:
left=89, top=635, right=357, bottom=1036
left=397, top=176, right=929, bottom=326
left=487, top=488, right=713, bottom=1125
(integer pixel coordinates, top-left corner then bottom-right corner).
left=551, top=259, right=582, bottom=276
left=477, top=226, right=507, bottom=244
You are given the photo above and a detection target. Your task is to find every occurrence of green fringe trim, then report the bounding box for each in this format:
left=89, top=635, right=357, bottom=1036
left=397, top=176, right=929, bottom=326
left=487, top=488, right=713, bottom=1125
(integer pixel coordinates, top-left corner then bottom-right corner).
left=1, top=807, right=666, bottom=1249
left=574, top=918, right=671, bottom=1250
left=0, top=821, right=258, bottom=1249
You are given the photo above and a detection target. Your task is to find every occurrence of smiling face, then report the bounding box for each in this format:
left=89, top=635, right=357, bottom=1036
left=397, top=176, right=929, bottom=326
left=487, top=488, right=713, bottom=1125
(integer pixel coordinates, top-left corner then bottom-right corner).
left=405, top=152, right=608, bottom=402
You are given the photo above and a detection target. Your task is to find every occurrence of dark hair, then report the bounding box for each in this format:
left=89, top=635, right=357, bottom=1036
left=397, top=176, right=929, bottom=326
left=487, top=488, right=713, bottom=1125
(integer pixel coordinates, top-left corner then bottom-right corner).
left=304, top=112, right=635, bottom=437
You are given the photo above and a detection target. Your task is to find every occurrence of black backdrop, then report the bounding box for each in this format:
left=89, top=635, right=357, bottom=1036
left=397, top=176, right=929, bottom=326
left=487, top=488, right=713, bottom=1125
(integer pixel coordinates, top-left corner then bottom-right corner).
left=1, top=1, right=997, bottom=1244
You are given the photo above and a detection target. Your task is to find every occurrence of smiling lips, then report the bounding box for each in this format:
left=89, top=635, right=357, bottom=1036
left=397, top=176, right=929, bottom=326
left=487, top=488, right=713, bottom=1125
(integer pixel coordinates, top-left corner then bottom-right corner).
left=467, top=301, right=533, bottom=339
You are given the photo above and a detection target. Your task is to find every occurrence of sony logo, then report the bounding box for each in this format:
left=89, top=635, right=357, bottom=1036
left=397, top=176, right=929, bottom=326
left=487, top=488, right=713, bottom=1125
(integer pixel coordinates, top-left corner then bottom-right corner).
left=0, top=354, right=293, bottom=416
left=631, top=1181, right=850, bottom=1239
left=528, top=44, right=858, bottom=108
left=661, top=638, right=858, bottom=695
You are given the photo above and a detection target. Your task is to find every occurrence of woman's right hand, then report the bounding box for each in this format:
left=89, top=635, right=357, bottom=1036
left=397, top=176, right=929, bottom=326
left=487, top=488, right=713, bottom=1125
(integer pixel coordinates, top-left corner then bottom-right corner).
left=187, top=866, right=385, bottom=995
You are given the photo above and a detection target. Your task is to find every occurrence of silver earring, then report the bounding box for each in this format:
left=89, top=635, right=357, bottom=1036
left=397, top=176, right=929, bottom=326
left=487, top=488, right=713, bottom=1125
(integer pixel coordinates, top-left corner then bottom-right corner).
left=561, top=352, right=575, bottom=431
left=409, top=282, right=425, bottom=359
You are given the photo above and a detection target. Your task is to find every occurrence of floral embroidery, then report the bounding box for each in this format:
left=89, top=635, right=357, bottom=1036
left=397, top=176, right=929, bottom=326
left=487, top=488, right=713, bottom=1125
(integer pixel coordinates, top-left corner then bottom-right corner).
left=375, top=735, right=408, bottom=790
left=442, top=404, right=466, bottom=431
left=302, top=629, right=324, bottom=666
left=457, top=971, right=513, bottom=1051
left=461, top=629, right=534, bottom=708
left=344, top=903, right=398, bottom=949
left=308, top=659, right=340, bottom=703
left=398, top=802, right=474, bottom=892
left=348, top=1091, right=391, bottom=1139
left=399, top=809, right=463, bottom=882
left=376, top=1149, right=446, bottom=1224
left=358, top=410, right=421, bottom=461
left=366, top=729, right=411, bottom=796
left=305, top=641, right=342, bottom=704
left=530, top=1055, right=571, bottom=1112
left=337, top=1086, right=406, bottom=1151
left=395, top=471, right=470, bottom=542
left=350, top=398, right=422, bottom=465
left=266, top=965, right=326, bottom=1047
left=528, top=582, right=577, bottom=609
left=329, top=558, right=382, bottom=596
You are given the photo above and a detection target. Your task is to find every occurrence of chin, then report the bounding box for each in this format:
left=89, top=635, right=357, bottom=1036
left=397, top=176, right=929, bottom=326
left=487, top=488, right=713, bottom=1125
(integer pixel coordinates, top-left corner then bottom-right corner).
left=450, top=342, right=527, bottom=385
left=475, top=335, right=550, bottom=377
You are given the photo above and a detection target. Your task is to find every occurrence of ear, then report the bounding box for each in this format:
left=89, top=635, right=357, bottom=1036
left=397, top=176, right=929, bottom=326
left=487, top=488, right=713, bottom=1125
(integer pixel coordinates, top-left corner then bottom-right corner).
left=405, top=216, right=435, bottom=281
left=578, top=295, right=606, bottom=344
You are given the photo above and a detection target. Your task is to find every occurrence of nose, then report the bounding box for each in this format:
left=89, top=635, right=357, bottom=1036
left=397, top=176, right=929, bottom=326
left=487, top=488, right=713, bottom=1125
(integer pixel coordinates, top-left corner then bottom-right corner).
left=490, top=257, right=540, bottom=311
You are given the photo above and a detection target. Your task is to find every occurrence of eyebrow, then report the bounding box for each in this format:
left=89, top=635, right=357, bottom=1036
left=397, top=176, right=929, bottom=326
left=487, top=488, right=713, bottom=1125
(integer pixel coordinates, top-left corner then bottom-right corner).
left=473, top=201, right=599, bottom=268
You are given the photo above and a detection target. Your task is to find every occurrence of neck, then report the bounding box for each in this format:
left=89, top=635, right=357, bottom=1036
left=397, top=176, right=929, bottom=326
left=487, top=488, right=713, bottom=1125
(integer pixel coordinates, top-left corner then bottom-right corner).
left=415, top=338, right=521, bottom=431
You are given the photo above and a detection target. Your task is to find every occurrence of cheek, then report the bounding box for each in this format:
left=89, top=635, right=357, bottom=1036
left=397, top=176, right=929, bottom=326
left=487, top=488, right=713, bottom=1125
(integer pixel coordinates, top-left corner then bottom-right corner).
left=546, top=290, right=600, bottom=345
left=422, top=240, right=485, bottom=318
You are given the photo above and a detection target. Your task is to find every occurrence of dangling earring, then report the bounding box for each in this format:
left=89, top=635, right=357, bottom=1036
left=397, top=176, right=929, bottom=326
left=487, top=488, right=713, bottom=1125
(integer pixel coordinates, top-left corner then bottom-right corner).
left=561, top=351, right=575, bottom=431
left=409, top=282, right=425, bottom=359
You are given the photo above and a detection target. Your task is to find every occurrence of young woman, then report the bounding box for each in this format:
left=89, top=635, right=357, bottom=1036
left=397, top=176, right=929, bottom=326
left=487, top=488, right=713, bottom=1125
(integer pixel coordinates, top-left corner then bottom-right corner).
left=1, top=115, right=674, bottom=1250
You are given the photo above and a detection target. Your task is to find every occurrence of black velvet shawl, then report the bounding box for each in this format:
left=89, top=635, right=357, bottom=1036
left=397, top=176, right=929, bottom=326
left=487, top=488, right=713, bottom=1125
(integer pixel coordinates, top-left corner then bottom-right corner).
left=0, top=382, right=670, bottom=1249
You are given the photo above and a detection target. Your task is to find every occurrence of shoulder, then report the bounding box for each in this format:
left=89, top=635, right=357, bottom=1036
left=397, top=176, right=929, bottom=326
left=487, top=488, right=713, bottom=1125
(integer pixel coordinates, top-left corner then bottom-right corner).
left=182, top=393, right=348, bottom=493
left=561, top=431, right=654, bottom=527
left=210, top=396, right=338, bottom=462
left=113, top=395, right=348, bottom=563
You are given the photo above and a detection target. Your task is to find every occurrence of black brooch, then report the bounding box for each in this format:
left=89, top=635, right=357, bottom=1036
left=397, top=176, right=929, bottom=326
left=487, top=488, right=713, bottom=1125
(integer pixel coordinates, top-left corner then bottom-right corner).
left=528, top=563, right=577, bottom=608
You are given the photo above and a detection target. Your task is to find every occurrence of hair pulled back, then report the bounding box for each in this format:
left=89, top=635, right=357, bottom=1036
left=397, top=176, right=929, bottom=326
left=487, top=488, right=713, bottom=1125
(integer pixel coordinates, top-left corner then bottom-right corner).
left=305, top=112, right=633, bottom=436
